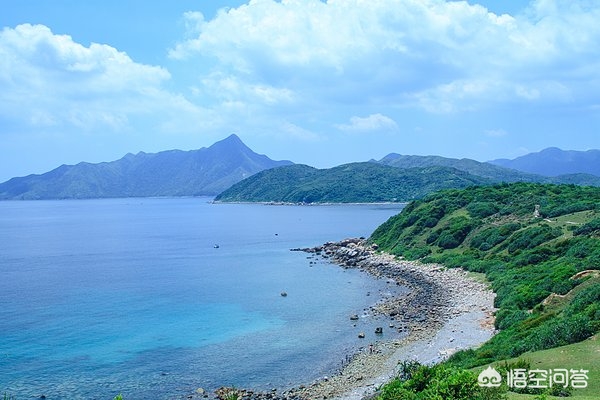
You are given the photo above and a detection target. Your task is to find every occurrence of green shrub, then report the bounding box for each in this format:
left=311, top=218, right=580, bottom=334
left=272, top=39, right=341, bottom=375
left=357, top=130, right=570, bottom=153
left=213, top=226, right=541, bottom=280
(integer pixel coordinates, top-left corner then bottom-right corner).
left=505, top=225, right=563, bottom=254
left=378, top=362, right=507, bottom=400
left=433, top=216, right=474, bottom=249
left=573, top=218, right=600, bottom=236
left=371, top=183, right=600, bottom=368
left=495, top=309, right=530, bottom=330
left=466, top=201, right=500, bottom=218
left=567, top=283, right=600, bottom=314
left=470, top=223, right=521, bottom=251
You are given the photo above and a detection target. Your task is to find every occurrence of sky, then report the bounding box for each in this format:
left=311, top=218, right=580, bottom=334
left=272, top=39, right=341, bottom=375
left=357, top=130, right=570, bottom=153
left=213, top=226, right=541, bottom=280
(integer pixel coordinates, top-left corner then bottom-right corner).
left=0, top=0, right=599, bottom=182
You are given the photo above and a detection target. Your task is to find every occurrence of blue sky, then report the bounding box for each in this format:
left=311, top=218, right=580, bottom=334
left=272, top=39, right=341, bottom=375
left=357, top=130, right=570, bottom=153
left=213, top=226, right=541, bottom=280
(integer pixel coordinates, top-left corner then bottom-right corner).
left=0, top=0, right=598, bottom=182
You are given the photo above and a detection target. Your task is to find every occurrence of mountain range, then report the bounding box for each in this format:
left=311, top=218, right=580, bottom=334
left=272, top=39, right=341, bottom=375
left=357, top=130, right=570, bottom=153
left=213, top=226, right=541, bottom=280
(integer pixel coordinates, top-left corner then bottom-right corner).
left=373, top=152, right=600, bottom=185
left=489, top=147, right=600, bottom=177
left=0, top=134, right=292, bottom=200
left=0, top=135, right=598, bottom=201
left=216, top=148, right=600, bottom=203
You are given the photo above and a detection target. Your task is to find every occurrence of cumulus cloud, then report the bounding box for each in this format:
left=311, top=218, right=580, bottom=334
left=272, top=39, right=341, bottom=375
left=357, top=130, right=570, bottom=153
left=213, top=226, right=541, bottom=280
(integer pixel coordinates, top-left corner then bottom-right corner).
left=336, top=113, right=399, bottom=133
left=170, top=0, right=600, bottom=113
left=0, top=24, right=208, bottom=133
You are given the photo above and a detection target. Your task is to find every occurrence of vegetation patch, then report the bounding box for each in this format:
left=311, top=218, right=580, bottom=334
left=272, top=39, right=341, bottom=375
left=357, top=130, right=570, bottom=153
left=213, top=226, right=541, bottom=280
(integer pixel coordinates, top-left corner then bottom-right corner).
left=215, top=163, right=492, bottom=203
left=371, top=183, right=600, bottom=397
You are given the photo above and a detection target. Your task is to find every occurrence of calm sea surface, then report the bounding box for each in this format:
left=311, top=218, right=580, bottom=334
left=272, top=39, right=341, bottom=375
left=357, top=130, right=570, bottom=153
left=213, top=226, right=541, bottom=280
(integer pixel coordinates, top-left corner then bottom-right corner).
left=0, top=198, right=405, bottom=399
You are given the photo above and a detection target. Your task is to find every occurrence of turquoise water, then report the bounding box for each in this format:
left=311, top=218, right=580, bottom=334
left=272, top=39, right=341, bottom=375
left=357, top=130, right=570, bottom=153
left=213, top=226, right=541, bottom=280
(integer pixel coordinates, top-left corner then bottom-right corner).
left=0, top=198, right=405, bottom=399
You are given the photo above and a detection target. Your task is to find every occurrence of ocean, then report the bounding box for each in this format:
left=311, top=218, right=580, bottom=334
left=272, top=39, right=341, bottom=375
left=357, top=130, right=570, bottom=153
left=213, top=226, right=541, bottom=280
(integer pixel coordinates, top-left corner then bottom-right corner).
left=0, top=198, right=405, bottom=399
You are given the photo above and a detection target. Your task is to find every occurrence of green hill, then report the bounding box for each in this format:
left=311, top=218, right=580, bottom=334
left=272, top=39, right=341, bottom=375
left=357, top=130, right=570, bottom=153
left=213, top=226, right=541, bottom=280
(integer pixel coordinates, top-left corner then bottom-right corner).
left=377, top=153, right=600, bottom=186
left=214, top=162, right=492, bottom=203
left=215, top=154, right=600, bottom=204
left=372, top=183, right=599, bottom=399
left=371, top=183, right=600, bottom=366
left=377, top=153, right=540, bottom=182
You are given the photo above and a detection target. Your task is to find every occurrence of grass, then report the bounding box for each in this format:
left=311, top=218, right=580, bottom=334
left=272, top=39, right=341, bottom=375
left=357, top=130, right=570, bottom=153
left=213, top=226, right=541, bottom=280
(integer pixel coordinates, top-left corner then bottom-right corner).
left=476, top=334, right=599, bottom=400
left=541, top=272, right=600, bottom=314
left=465, top=270, right=490, bottom=286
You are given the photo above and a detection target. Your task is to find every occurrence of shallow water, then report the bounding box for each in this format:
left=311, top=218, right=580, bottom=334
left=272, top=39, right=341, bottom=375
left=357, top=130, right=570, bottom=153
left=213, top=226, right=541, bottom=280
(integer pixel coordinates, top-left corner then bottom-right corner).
left=0, top=198, right=405, bottom=399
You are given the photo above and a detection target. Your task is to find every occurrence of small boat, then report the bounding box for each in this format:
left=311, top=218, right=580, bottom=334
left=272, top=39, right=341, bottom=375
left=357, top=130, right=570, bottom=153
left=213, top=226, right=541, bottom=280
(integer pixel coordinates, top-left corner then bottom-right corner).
left=213, top=244, right=220, bottom=249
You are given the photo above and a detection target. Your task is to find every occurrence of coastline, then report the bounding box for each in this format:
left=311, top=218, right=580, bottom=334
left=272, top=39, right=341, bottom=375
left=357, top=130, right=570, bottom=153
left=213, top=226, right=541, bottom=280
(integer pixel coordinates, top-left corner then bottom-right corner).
left=211, top=200, right=408, bottom=207
left=213, top=238, right=496, bottom=400
left=293, top=239, right=497, bottom=400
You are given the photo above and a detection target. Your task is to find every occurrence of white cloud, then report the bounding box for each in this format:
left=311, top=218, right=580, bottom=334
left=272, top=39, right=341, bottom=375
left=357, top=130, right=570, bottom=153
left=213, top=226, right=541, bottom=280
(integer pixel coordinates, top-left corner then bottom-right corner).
left=0, top=24, right=208, bottom=134
left=336, top=113, right=399, bottom=133
left=200, top=72, right=295, bottom=105
left=170, top=0, right=600, bottom=114
left=280, top=121, right=321, bottom=141
left=485, top=129, right=508, bottom=138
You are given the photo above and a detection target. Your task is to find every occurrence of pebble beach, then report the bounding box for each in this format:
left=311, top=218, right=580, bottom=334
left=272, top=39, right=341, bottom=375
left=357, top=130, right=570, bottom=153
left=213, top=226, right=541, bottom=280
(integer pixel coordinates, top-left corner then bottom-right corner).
left=213, top=238, right=496, bottom=400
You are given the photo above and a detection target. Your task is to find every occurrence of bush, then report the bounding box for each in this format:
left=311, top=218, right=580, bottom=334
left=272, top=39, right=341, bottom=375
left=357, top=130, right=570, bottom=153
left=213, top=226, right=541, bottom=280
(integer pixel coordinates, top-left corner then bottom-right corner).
left=573, top=218, right=600, bottom=236
left=467, top=202, right=500, bottom=218
left=526, top=314, right=596, bottom=351
left=513, top=247, right=555, bottom=266
left=434, top=216, right=474, bottom=249
left=565, top=236, right=600, bottom=259
left=437, top=231, right=462, bottom=249
left=565, top=283, right=600, bottom=318
left=470, top=223, right=521, bottom=251
left=378, top=363, right=507, bottom=400
left=505, top=225, right=563, bottom=254
left=495, top=309, right=530, bottom=330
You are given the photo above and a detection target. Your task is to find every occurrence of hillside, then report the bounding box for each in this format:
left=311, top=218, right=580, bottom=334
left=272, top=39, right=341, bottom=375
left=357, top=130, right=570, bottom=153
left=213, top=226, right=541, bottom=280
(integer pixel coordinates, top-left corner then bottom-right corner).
left=0, top=134, right=292, bottom=200
left=376, top=153, right=540, bottom=182
left=370, top=183, right=600, bottom=368
left=490, top=147, right=600, bottom=177
left=214, top=162, right=492, bottom=203
left=376, top=152, right=600, bottom=186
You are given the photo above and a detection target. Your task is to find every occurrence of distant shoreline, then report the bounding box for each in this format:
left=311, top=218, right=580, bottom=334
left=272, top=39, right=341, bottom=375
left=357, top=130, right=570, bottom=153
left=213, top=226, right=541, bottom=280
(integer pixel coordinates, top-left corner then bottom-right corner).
left=212, top=200, right=409, bottom=206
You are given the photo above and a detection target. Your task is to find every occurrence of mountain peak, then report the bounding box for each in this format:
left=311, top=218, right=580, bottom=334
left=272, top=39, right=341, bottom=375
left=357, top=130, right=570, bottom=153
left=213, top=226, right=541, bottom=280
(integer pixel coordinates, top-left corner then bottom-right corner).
left=208, top=133, right=250, bottom=153
left=222, top=133, right=243, bottom=144
left=0, top=134, right=293, bottom=199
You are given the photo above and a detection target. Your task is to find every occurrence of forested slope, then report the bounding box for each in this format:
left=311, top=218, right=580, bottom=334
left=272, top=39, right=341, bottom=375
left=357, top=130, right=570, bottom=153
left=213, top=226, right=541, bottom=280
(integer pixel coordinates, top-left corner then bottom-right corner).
left=370, top=183, right=600, bottom=367
left=215, top=162, right=491, bottom=203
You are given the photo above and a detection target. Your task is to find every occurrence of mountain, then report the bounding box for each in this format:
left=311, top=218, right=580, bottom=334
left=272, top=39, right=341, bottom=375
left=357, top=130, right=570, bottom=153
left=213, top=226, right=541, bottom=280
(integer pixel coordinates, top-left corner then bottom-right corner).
left=375, top=153, right=540, bottom=182
left=0, top=134, right=293, bottom=200
left=375, top=152, right=600, bottom=186
left=214, top=162, right=492, bottom=203
left=489, top=147, right=600, bottom=177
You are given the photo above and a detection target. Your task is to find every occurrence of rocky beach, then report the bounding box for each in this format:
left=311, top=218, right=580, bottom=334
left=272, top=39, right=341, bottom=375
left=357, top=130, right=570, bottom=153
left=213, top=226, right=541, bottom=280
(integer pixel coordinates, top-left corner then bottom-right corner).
left=212, top=238, right=496, bottom=400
